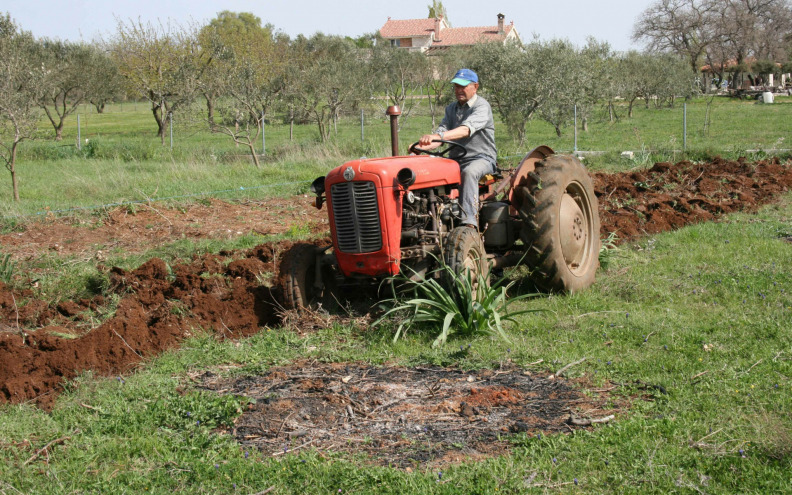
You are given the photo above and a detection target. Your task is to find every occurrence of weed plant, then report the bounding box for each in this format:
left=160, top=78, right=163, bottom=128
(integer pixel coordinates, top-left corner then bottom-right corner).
left=375, top=258, right=543, bottom=347
left=0, top=252, right=15, bottom=284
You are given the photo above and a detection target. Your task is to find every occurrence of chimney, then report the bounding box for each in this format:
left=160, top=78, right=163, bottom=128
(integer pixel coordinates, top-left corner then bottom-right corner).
left=497, top=13, right=505, bottom=35
left=434, top=15, right=443, bottom=41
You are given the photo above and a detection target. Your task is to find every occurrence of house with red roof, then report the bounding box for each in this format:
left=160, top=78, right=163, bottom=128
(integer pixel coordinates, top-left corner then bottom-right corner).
left=379, top=13, right=520, bottom=54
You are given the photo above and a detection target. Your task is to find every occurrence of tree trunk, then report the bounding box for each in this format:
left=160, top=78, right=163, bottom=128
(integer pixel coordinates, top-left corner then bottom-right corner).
left=428, top=94, right=436, bottom=129
left=55, top=122, right=64, bottom=141
left=205, top=94, right=215, bottom=128
left=152, top=104, right=164, bottom=138
left=554, top=125, right=562, bottom=137
left=9, top=141, right=19, bottom=202
left=245, top=141, right=261, bottom=168
left=608, top=101, right=615, bottom=122
left=628, top=97, right=636, bottom=118
left=289, top=106, right=294, bottom=141
left=517, top=128, right=526, bottom=148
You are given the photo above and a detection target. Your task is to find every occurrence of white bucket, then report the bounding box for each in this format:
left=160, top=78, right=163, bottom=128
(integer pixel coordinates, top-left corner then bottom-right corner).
left=762, top=91, right=774, bottom=104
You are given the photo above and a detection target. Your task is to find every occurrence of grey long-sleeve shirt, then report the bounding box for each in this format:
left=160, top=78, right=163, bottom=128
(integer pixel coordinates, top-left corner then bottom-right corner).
left=436, top=93, right=497, bottom=163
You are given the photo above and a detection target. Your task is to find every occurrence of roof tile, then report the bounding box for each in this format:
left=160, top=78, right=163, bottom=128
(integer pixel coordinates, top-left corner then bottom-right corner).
left=433, top=25, right=514, bottom=46
left=379, top=17, right=515, bottom=46
left=379, top=18, right=436, bottom=38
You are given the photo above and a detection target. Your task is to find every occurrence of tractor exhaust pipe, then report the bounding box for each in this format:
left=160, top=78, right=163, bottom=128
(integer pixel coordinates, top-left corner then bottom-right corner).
left=386, top=106, right=401, bottom=156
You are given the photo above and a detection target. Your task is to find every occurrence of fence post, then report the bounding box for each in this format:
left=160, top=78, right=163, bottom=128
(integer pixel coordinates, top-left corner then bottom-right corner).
left=361, top=109, right=364, bottom=143
left=77, top=114, right=81, bottom=151
left=262, top=111, right=266, bottom=156
left=574, top=105, right=578, bottom=154
left=683, top=102, right=687, bottom=152
left=169, top=112, right=173, bottom=150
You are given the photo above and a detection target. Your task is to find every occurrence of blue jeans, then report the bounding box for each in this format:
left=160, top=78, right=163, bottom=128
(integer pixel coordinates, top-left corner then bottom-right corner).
left=458, top=156, right=496, bottom=227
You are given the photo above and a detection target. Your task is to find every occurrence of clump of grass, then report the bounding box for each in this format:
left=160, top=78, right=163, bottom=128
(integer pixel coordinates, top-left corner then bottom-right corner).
left=0, top=253, right=16, bottom=284
left=598, top=232, right=620, bottom=270
left=751, top=411, right=792, bottom=461
left=375, top=258, right=543, bottom=347
left=0, top=252, right=16, bottom=284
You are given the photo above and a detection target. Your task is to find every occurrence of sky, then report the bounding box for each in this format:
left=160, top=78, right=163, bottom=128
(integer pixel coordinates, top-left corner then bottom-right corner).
left=2, top=0, right=653, bottom=52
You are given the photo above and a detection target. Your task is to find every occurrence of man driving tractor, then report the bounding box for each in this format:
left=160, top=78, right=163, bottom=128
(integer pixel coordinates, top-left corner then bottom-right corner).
left=417, top=68, right=497, bottom=230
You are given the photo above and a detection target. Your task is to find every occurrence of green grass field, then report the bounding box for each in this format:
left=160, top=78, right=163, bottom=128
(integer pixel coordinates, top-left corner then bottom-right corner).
left=2, top=95, right=791, bottom=218
left=0, top=96, right=790, bottom=493
left=0, top=194, right=789, bottom=494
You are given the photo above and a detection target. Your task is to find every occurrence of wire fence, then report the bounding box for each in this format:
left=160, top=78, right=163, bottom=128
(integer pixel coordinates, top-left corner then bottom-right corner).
left=10, top=96, right=792, bottom=220
left=66, top=96, right=792, bottom=158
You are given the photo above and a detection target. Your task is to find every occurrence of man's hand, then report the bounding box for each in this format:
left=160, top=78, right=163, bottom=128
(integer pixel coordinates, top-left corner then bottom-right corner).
left=419, top=133, right=442, bottom=147
left=415, top=134, right=443, bottom=152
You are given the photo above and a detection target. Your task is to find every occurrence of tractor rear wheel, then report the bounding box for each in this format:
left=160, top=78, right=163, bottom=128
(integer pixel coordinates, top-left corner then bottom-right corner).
left=443, top=226, right=490, bottom=295
left=280, top=243, right=323, bottom=310
left=517, top=154, right=600, bottom=293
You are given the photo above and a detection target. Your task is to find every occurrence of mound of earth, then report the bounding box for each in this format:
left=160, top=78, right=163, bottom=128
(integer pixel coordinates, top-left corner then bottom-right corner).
left=0, top=157, right=790, bottom=408
left=593, top=156, right=792, bottom=243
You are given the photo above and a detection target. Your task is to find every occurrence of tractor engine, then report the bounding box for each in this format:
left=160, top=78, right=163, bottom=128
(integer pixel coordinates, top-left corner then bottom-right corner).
left=313, top=155, right=462, bottom=280
left=399, top=183, right=462, bottom=245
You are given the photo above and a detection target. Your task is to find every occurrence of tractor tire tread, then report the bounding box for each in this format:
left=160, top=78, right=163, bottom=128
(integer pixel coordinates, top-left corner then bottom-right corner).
left=518, top=155, right=600, bottom=293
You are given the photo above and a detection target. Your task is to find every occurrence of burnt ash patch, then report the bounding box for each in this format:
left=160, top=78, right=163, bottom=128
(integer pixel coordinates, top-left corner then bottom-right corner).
left=200, top=363, right=617, bottom=468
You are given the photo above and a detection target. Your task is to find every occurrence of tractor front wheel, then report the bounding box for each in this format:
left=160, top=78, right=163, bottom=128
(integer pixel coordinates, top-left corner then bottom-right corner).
left=517, top=154, right=600, bottom=293
left=280, top=243, right=324, bottom=310
left=443, top=226, right=490, bottom=295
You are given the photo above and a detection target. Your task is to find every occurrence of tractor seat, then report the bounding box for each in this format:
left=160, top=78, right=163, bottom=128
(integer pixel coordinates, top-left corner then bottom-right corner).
left=479, top=169, right=503, bottom=186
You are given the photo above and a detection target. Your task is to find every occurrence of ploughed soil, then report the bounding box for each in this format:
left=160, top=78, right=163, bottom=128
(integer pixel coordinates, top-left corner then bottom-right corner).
left=0, top=156, right=790, bottom=415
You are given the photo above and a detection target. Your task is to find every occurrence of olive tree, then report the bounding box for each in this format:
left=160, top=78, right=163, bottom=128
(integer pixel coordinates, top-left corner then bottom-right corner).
left=371, top=43, right=427, bottom=120
left=34, top=40, right=93, bottom=141
left=110, top=18, right=204, bottom=141
left=649, top=53, right=700, bottom=107
left=198, top=12, right=286, bottom=128
left=0, top=14, right=43, bottom=201
left=199, top=12, right=291, bottom=166
left=422, top=48, right=464, bottom=129
left=527, top=39, right=590, bottom=138
left=84, top=43, right=126, bottom=113
left=576, top=38, right=613, bottom=131
left=289, top=34, right=368, bottom=142
left=469, top=41, right=540, bottom=146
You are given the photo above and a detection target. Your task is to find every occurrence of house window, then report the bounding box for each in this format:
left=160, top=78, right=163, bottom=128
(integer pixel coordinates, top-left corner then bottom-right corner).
left=390, top=38, right=412, bottom=48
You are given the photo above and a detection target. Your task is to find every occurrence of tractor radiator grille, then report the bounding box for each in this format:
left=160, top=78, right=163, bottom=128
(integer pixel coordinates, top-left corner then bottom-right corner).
left=331, top=181, right=382, bottom=253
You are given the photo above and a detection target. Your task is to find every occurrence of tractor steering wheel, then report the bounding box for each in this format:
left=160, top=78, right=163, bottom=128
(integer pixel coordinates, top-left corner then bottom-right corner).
left=408, top=140, right=468, bottom=159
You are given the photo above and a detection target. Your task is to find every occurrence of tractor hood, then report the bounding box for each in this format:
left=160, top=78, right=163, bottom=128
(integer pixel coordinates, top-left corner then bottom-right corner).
left=326, top=155, right=461, bottom=190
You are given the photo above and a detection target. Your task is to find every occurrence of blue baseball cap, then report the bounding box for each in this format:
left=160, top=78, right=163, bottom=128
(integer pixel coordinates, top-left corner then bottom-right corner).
left=451, top=68, right=478, bottom=86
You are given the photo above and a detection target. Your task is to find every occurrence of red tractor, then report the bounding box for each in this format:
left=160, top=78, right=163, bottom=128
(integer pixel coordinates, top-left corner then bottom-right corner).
left=280, top=107, right=600, bottom=309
